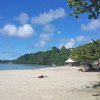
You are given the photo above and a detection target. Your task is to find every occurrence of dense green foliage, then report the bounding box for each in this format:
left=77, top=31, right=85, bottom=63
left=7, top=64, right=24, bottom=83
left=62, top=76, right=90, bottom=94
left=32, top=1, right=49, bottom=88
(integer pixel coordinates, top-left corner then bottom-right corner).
left=13, top=47, right=71, bottom=65
left=0, top=60, right=11, bottom=64
left=68, top=0, right=100, bottom=19
left=0, top=40, right=100, bottom=65
left=70, top=40, right=100, bottom=62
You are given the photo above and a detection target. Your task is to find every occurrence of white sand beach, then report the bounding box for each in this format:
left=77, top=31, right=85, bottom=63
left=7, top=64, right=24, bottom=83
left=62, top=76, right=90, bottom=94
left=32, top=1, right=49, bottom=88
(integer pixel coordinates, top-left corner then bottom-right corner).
left=0, top=66, right=100, bottom=100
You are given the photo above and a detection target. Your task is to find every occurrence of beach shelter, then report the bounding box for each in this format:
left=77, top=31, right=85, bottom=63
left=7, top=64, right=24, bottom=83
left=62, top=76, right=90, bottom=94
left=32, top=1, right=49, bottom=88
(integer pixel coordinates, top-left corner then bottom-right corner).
left=65, top=58, right=75, bottom=63
left=65, top=58, right=75, bottom=66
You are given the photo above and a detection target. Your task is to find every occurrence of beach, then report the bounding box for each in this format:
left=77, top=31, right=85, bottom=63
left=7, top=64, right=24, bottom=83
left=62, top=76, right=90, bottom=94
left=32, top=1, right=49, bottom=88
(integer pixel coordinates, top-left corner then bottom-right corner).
left=0, top=66, right=100, bottom=100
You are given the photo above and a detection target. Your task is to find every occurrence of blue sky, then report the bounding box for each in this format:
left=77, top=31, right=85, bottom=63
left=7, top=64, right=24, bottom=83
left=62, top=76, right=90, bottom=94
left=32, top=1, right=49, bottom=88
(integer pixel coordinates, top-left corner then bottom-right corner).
left=0, top=0, right=100, bottom=60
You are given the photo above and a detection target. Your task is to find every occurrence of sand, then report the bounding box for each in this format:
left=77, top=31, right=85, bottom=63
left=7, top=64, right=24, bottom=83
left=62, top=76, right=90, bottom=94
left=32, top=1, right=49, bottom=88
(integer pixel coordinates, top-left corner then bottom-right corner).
left=0, top=66, right=100, bottom=100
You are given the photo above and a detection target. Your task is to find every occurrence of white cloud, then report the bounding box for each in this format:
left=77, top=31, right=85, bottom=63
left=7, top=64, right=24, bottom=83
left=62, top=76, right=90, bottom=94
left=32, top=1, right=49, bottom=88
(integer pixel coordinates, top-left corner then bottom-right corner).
left=65, top=39, right=75, bottom=49
left=1, top=24, right=35, bottom=38
left=13, top=12, right=29, bottom=24
left=59, top=35, right=89, bottom=49
left=59, top=39, right=75, bottom=49
left=40, top=33, right=51, bottom=41
left=34, top=24, right=55, bottom=47
left=17, top=24, right=34, bottom=38
left=59, top=43, right=64, bottom=49
left=34, top=33, right=52, bottom=47
left=43, top=24, right=55, bottom=33
left=81, top=20, right=100, bottom=31
left=32, top=8, right=66, bottom=25
left=3, top=24, right=17, bottom=36
left=75, top=35, right=86, bottom=42
left=34, top=40, right=46, bottom=47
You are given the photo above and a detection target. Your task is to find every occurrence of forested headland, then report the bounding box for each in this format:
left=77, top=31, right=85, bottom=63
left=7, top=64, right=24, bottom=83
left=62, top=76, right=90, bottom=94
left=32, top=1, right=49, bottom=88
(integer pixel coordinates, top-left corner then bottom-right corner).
left=13, top=46, right=71, bottom=65
left=0, top=39, right=100, bottom=65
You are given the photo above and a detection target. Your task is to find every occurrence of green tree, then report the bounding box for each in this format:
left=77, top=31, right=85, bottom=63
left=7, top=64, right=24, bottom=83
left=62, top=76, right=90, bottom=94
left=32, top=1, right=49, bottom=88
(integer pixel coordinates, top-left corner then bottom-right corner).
left=71, top=39, right=100, bottom=62
left=13, top=46, right=71, bottom=66
left=68, top=0, right=100, bottom=19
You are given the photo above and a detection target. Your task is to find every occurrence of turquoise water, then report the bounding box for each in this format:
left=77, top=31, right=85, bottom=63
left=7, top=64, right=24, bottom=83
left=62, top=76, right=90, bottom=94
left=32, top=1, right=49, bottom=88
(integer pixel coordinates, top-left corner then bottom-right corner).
left=0, top=64, right=48, bottom=70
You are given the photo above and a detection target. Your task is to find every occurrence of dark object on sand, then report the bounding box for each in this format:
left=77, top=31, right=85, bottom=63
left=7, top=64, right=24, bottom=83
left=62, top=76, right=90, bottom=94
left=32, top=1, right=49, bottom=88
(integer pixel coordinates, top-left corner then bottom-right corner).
left=38, top=75, right=47, bottom=78
left=38, top=75, right=44, bottom=78
left=78, top=69, right=84, bottom=72
left=79, top=63, right=100, bottom=72
left=78, top=63, right=93, bottom=72
left=92, top=94, right=100, bottom=96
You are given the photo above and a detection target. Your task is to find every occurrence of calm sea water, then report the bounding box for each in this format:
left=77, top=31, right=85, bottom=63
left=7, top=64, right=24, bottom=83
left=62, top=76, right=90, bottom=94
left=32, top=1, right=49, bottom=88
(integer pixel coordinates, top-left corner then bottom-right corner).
left=0, top=64, right=48, bottom=70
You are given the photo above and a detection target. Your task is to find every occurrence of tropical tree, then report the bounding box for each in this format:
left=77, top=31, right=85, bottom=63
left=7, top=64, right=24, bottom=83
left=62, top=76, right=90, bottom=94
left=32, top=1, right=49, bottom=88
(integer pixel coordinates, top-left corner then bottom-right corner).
left=68, top=0, right=100, bottom=19
left=71, top=40, right=100, bottom=62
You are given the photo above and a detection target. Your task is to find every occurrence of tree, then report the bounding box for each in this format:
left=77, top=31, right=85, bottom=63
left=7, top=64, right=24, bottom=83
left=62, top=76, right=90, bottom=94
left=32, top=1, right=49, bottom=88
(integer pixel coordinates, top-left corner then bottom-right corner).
left=13, top=46, right=71, bottom=65
left=52, top=47, right=60, bottom=53
left=68, top=0, right=100, bottom=19
left=71, top=39, right=100, bottom=62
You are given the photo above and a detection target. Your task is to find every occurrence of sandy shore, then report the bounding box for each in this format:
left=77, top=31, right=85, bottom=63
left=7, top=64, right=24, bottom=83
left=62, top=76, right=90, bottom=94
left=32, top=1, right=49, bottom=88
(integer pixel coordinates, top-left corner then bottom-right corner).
left=0, top=66, right=100, bottom=100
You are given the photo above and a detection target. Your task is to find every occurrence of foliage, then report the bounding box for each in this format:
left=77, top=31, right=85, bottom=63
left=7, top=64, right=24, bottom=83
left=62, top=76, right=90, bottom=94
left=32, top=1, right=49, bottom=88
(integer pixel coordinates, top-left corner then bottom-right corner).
left=1, top=40, right=100, bottom=65
left=70, top=39, right=100, bottom=62
left=0, top=60, right=11, bottom=64
left=68, top=0, right=100, bottom=19
left=13, top=47, right=71, bottom=65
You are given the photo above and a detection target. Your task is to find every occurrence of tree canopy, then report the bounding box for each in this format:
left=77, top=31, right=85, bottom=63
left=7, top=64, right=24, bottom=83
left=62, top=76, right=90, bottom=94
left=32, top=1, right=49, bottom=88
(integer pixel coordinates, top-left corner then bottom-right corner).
left=70, top=39, right=100, bottom=62
left=13, top=47, right=71, bottom=65
left=14, top=40, right=100, bottom=65
left=1, top=40, right=100, bottom=65
left=68, top=0, right=100, bottom=19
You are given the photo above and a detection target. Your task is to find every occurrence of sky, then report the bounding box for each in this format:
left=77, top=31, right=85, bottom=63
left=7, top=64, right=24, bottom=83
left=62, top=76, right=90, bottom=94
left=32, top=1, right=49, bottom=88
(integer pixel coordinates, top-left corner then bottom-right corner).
left=0, top=0, right=100, bottom=60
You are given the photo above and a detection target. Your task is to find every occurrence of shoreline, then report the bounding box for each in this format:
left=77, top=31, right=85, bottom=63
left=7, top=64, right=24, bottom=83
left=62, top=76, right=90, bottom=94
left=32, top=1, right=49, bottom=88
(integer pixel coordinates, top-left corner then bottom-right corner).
left=0, top=64, right=78, bottom=71
left=0, top=66, right=99, bottom=100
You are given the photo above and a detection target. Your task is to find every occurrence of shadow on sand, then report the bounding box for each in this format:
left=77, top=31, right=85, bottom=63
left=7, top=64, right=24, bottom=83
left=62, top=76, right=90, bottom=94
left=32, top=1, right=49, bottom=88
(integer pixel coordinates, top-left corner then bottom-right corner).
left=92, top=82, right=100, bottom=88
left=92, top=78, right=100, bottom=98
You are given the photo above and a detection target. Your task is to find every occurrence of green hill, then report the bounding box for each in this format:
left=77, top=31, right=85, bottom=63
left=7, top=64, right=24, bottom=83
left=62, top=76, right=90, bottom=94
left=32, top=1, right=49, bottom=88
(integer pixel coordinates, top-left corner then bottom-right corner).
left=2, top=39, right=99, bottom=65
left=13, top=46, right=71, bottom=65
